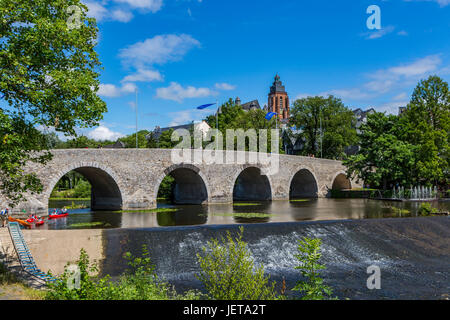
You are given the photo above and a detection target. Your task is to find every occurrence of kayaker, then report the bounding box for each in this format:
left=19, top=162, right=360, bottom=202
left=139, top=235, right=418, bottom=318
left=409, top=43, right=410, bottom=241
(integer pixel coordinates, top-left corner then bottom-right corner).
left=0, top=208, right=9, bottom=227
left=61, top=207, right=68, bottom=214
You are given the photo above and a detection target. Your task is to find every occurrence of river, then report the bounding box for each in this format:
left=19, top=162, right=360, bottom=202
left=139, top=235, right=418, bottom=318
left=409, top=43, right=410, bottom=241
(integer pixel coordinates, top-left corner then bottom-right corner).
left=44, top=198, right=450, bottom=230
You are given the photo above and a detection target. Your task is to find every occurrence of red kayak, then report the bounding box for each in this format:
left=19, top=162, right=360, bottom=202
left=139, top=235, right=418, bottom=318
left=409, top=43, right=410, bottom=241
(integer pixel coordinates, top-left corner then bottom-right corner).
left=48, top=213, right=68, bottom=220
left=26, top=217, right=45, bottom=226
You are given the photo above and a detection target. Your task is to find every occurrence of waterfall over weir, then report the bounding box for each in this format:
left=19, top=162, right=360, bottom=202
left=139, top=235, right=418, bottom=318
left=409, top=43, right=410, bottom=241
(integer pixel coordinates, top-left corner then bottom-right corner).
left=100, top=217, right=450, bottom=300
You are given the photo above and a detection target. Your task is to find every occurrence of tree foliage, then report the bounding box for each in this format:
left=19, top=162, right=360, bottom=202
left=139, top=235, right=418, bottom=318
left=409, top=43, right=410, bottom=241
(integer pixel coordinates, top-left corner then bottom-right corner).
left=204, top=99, right=282, bottom=153
left=293, top=237, right=335, bottom=300
left=345, top=76, right=449, bottom=189
left=196, top=227, right=278, bottom=300
left=118, top=130, right=150, bottom=148
left=289, top=95, right=357, bottom=159
left=0, top=0, right=106, bottom=204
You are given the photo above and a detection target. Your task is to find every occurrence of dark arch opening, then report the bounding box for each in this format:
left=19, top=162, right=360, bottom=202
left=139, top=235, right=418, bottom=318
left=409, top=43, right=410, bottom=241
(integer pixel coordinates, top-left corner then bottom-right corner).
left=157, top=168, right=208, bottom=205
left=332, top=174, right=352, bottom=191
left=50, top=167, right=123, bottom=211
left=289, top=169, right=318, bottom=199
left=233, top=167, right=272, bottom=201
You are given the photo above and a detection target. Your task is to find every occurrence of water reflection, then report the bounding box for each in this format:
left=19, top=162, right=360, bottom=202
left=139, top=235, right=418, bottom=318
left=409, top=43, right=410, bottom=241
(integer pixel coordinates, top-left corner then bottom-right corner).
left=45, top=199, right=449, bottom=230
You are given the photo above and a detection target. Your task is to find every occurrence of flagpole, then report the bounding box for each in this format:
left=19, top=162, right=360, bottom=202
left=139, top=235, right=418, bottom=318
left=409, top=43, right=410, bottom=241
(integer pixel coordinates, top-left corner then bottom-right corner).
left=216, top=100, right=219, bottom=150
left=135, top=88, right=138, bottom=149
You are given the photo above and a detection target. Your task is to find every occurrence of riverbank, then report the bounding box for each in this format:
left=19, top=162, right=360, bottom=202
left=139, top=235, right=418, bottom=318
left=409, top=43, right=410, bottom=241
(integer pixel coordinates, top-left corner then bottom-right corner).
left=16, top=216, right=450, bottom=300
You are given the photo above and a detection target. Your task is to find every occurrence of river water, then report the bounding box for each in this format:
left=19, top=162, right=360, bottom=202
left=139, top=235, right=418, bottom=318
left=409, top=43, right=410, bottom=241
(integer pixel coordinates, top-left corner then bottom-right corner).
left=45, top=198, right=449, bottom=230
left=44, top=198, right=449, bottom=299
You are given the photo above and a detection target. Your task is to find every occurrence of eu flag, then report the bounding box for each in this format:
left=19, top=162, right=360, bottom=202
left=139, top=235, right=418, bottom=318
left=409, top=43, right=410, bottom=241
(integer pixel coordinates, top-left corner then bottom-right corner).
left=197, top=103, right=216, bottom=110
left=265, top=112, right=277, bottom=121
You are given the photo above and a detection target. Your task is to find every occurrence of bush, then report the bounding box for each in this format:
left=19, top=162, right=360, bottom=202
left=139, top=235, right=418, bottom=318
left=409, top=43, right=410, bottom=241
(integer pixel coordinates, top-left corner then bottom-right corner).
left=73, top=180, right=91, bottom=198
left=418, top=203, right=438, bottom=216
left=46, top=247, right=202, bottom=300
left=196, top=227, right=278, bottom=300
left=293, top=237, right=335, bottom=300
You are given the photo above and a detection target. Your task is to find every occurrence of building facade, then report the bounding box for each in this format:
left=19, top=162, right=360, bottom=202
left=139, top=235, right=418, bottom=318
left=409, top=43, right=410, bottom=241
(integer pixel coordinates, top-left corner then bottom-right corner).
left=268, top=74, right=290, bottom=121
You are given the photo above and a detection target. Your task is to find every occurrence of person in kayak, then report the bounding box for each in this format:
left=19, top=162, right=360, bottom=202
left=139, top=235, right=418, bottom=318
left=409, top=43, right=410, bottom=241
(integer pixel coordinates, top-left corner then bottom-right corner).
left=0, top=208, right=9, bottom=227
left=61, top=207, right=68, bottom=214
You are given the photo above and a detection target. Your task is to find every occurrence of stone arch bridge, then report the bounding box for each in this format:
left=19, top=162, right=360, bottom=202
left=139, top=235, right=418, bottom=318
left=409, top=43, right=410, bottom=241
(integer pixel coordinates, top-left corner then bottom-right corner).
left=1, top=149, right=361, bottom=215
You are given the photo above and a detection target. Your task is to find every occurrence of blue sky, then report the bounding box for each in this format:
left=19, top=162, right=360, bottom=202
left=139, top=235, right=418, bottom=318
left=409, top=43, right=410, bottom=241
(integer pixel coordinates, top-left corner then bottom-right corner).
left=76, top=0, right=449, bottom=140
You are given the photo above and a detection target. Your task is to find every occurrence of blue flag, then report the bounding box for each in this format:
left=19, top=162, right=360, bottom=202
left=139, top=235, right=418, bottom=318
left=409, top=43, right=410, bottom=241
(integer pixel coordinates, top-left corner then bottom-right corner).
left=197, top=103, right=216, bottom=110
left=265, top=112, right=277, bottom=121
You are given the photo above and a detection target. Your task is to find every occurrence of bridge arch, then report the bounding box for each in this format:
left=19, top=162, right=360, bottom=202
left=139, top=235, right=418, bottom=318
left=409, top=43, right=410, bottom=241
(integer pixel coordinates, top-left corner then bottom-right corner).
left=45, top=162, right=124, bottom=211
left=232, top=166, right=273, bottom=201
left=289, top=168, right=319, bottom=199
left=331, top=172, right=352, bottom=191
left=154, top=164, right=210, bottom=205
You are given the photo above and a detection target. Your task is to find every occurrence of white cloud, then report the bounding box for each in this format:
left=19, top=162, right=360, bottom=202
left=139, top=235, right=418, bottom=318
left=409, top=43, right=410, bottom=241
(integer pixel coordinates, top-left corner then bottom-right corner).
left=88, top=125, right=125, bottom=141
left=362, top=25, right=396, bottom=40
left=98, top=82, right=137, bottom=97
left=84, top=1, right=109, bottom=21
left=168, top=109, right=211, bottom=126
left=112, top=0, right=163, bottom=11
left=320, top=88, right=373, bottom=100
left=215, top=83, right=236, bottom=91
left=375, top=100, right=410, bottom=115
left=110, top=9, right=134, bottom=22
left=83, top=0, right=160, bottom=23
left=119, top=34, right=201, bottom=68
left=295, top=54, right=446, bottom=107
left=404, top=0, right=450, bottom=7
left=364, top=55, right=442, bottom=94
left=392, top=92, right=408, bottom=101
left=122, top=69, right=163, bottom=83
left=156, top=82, right=217, bottom=102
left=389, top=55, right=441, bottom=77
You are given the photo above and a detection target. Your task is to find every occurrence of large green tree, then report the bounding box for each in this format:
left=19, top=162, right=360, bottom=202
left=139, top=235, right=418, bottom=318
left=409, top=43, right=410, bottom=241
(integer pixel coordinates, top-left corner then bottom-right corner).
left=345, top=76, right=449, bottom=189
left=343, top=112, right=416, bottom=189
left=289, top=96, right=357, bottom=159
left=0, top=0, right=106, bottom=204
left=401, top=76, right=449, bottom=186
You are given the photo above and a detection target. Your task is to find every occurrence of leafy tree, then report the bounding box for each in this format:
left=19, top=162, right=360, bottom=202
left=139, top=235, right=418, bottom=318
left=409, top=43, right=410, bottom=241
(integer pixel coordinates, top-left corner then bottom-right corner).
left=402, top=75, right=449, bottom=186
left=205, top=99, right=281, bottom=153
left=344, top=112, right=416, bottom=189
left=0, top=0, right=106, bottom=204
left=118, top=130, right=150, bottom=148
left=345, top=76, right=449, bottom=190
left=293, top=237, right=335, bottom=300
left=289, top=96, right=357, bottom=159
left=196, top=227, right=278, bottom=300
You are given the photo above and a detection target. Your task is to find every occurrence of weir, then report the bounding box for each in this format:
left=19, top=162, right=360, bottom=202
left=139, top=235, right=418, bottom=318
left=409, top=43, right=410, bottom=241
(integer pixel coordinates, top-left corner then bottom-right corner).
left=21, top=216, right=450, bottom=300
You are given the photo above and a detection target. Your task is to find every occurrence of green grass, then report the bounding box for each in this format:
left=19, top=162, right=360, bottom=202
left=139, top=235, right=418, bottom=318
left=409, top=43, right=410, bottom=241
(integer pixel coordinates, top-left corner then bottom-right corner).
left=233, top=203, right=261, bottom=207
left=113, top=208, right=178, bottom=214
left=69, top=222, right=112, bottom=228
left=390, top=207, right=411, bottom=216
left=0, top=263, right=45, bottom=300
left=210, top=212, right=276, bottom=219
left=290, top=199, right=310, bottom=202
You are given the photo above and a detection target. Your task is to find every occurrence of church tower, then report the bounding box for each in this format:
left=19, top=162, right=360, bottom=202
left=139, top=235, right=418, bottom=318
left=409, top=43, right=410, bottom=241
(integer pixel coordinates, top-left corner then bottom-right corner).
left=268, top=74, right=290, bottom=121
